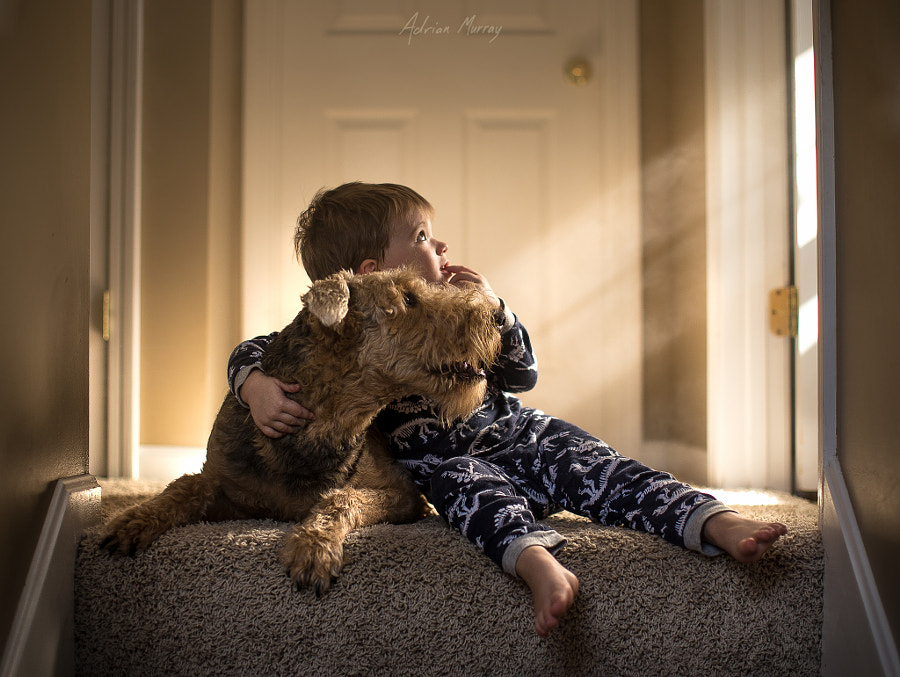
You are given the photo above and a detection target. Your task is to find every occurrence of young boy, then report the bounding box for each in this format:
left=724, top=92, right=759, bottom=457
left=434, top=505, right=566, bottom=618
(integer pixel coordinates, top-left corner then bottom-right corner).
left=229, top=182, right=788, bottom=638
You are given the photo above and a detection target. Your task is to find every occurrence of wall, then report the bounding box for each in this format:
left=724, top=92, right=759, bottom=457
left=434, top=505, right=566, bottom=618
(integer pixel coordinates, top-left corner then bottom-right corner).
left=830, top=0, right=900, bottom=644
left=139, top=0, right=242, bottom=450
left=0, top=0, right=92, bottom=651
left=638, top=0, right=707, bottom=485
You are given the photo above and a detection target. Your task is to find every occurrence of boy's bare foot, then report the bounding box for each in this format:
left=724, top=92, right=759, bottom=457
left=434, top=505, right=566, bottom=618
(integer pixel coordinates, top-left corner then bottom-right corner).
left=702, top=511, right=788, bottom=563
left=515, top=545, right=579, bottom=638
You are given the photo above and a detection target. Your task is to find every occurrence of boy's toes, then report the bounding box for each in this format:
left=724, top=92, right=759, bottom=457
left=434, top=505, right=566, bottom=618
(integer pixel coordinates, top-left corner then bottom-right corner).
left=535, top=611, right=558, bottom=639
left=737, top=537, right=762, bottom=559
left=757, top=523, right=787, bottom=544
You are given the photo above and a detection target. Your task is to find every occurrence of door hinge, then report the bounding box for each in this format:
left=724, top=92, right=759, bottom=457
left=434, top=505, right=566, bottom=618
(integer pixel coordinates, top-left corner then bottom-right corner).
left=768, top=286, right=798, bottom=338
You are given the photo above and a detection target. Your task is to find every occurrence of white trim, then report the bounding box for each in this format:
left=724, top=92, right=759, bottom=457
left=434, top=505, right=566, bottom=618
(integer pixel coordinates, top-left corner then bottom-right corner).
left=0, top=476, right=101, bottom=677
left=813, top=0, right=836, bottom=498
left=89, top=0, right=112, bottom=477
left=106, top=0, right=144, bottom=478
left=822, top=459, right=900, bottom=676
left=791, top=0, right=820, bottom=494
left=704, top=1, right=792, bottom=490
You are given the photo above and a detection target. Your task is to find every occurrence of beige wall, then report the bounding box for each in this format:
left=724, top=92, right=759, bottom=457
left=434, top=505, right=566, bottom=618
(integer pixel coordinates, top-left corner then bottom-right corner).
left=830, top=0, right=900, bottom=643
left=140, top=0, right=242, bottom=447
left=639, top=0, right=707, bottom=484
left=0, top=0, right=92, bottom=649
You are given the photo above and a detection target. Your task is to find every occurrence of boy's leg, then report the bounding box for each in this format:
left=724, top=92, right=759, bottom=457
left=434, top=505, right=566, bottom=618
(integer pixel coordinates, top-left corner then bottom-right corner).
left=429, top=456, right=566, bottom=574
left=519, top=417, right=735, bottom=554
left=429, top=456, right=577, bottom=637
left=515, top=545, right=579, bottom=638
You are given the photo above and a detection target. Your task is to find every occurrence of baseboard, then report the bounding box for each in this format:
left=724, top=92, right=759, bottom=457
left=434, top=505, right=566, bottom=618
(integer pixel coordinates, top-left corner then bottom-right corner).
left=822, top=457, right=900, bottom=677
left=0, top=475, right=101, bottom=677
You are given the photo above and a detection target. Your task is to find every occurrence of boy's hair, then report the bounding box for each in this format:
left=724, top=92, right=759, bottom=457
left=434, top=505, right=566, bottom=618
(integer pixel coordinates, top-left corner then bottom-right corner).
left=295, top=182, right=433, bottom=281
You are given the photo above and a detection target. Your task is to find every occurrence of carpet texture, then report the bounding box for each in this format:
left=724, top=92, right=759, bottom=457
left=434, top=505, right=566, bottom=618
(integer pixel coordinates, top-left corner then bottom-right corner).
left=75, top=480, right=822, bottom=676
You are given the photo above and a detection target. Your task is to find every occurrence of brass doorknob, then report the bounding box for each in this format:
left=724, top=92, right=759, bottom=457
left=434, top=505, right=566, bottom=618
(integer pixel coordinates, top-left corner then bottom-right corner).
left=564, top=57, right=591, bottom=86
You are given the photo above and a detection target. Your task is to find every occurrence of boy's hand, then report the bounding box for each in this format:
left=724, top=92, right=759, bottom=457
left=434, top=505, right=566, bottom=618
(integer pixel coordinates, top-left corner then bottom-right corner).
left=444, top=265, right=501, bottom=308
left=239, top=370, right=314, bottom=438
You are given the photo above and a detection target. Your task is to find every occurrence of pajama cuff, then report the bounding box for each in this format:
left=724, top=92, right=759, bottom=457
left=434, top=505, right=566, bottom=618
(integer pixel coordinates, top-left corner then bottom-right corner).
left=683, top=501, right=737, bottom=556
left=501, top=530, right=568, bottom=577
left=495, top=298, right=516, bottom=333
left=233, top=364, right=262, bottom=408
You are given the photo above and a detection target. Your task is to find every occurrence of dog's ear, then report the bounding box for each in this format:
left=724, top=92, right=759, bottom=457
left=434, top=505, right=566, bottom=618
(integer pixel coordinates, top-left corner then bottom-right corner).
left=303, top=271, right=351, bottom=328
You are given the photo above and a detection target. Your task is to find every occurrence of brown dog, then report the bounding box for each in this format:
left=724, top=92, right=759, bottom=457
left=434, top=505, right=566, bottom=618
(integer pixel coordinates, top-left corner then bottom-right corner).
left=101, top=268, right=501, bottom=593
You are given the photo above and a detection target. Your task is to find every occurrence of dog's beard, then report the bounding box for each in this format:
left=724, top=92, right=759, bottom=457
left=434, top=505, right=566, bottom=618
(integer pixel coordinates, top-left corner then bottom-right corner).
left=431, top=378, right=488, bottom=425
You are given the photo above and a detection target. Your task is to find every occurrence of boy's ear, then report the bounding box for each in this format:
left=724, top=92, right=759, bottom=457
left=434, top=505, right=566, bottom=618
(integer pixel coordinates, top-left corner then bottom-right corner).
left=358, top=259, right=378, bottom=275
left=303, top=271, right=351, bottom=327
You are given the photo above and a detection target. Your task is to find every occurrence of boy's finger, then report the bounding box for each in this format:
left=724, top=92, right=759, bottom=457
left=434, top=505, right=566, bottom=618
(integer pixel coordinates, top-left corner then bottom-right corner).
left=283, top=401, right=315, bottom=420
left=443, top=264, right=478, bottom=274
left=261, top=425, right=285, bottom=439
left=445, top=267, right=486, bottom=285
left=448, top=273, right=479, bottom=287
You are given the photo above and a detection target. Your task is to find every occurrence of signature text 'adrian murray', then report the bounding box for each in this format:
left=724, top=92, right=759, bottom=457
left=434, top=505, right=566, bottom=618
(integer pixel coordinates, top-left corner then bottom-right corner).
left=400, top=13, right=503, bottom=45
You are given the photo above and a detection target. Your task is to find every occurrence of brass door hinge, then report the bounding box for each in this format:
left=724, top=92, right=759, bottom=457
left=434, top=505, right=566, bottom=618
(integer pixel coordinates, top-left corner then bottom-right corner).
left=768, top=286, right=798, bottom=338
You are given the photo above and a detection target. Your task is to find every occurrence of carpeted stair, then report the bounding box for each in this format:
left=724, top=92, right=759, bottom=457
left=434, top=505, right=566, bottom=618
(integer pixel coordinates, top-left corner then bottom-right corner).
left=75, top=479, right=822, bottom=676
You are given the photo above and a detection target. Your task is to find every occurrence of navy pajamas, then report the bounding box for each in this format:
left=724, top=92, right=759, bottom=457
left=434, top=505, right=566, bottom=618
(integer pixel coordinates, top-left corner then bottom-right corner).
left=228, top=303, right=730, bottom=576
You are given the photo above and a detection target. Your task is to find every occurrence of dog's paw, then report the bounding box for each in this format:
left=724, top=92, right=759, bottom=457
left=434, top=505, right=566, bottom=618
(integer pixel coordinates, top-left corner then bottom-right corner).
left=99, top=514, right=166, bottom=556
left=280, top=528, right=345, bottom=595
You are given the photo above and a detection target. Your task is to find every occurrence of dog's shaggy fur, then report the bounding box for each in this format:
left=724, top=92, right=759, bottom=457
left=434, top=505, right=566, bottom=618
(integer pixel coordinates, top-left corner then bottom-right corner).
left=101, top=268, right=501, bottom=593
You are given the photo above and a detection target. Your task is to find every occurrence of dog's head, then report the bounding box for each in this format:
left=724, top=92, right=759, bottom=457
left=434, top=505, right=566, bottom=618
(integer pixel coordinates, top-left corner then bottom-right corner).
left=301, top=268, right=501, bottom=423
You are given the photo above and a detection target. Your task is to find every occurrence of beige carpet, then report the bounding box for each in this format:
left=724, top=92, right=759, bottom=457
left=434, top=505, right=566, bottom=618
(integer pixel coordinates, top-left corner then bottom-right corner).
left=75, top=479, right=822, bottom=676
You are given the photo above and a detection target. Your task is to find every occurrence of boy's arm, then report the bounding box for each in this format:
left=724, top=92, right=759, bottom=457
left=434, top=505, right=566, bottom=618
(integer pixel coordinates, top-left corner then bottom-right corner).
left=489, top=301, right=539, bottom=394
left=227, top=334, right=314, bottom=438
left=227, top=333, right=278, bottom=402
left=444, top=265, right=538, bottom=394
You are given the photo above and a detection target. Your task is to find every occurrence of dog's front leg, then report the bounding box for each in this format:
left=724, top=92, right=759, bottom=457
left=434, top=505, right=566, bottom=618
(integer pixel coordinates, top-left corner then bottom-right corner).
left=100, top=473, right=218, bottom=555
left=281, top=487, right=387, bottom=595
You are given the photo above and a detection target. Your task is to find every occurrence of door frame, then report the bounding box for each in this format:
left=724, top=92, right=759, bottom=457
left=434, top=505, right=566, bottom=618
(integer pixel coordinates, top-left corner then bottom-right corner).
left=92, top=0, right=143, bottom=479
left=791, top=0, right=819, bottom=496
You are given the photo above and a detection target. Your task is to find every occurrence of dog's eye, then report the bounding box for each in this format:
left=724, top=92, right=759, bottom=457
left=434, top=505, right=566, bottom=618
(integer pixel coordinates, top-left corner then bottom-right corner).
left=403, top=292, right=417, bottom=308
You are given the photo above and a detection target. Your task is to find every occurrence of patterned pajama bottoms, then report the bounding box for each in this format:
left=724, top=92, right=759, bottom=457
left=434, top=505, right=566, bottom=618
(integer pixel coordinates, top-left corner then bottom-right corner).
left=417, top=414, right=729, bottom=575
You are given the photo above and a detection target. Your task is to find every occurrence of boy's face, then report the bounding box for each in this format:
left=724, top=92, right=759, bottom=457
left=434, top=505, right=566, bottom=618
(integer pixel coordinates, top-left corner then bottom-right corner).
left=380, top=212, right=451, bottom=284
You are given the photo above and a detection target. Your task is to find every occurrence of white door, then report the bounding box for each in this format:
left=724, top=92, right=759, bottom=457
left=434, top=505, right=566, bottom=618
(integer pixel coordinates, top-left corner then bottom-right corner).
left=243, top=0, right=643, bottom=453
